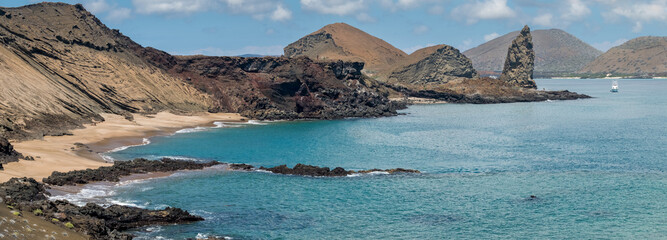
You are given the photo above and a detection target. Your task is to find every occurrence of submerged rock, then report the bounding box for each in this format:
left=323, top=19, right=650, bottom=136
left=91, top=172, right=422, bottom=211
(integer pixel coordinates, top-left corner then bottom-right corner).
left=43, top=158, right=221, bottom=186
left=500, top=25, right=537, bottom=89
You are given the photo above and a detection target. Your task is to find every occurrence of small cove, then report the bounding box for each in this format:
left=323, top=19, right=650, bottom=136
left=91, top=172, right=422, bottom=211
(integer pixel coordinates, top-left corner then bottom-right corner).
left=79, top=79, right=666, bottom=239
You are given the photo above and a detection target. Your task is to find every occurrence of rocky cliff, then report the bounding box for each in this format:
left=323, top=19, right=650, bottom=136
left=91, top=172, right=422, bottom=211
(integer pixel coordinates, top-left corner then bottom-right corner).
left=384, top=44, right=478, bottom=84
left=284, top=23, right=407, bottom=73
left=463, top=29, right=602, bottom=76
left=137, top=47, right=403, bottom=120
left=0, top=3, right=211, bottom=140
left=500, top=26, right=536, bottom=89
left=580, top=36, right=667, bottom=75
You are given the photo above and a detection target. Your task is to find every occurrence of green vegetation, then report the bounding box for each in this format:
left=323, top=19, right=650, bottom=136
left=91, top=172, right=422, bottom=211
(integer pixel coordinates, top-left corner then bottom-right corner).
left=33, top=209, right=43, bottom=216
left=65, top=222, right=74, bottom=229
left=12, top=211, right=21, bottom=216
left=51, top=218, right=59, bottom=223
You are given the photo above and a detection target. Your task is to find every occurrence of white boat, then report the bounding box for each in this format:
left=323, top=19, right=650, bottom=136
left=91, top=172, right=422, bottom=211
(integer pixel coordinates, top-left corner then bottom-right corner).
left=611, top=80, right=619, bottom=92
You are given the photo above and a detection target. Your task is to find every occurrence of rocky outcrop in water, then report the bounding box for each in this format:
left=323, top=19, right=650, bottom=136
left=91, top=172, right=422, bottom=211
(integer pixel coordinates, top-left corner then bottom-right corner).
left=233, top=163, right=420, bottom=176
left=43, top=158, right=221, bottom=186
left=386, top=44, right=478, bottom=84
left=0, top=137, right=22, bottom=164
left=499, top=25, right=537, bottom=89
left=0, top=177, right=203, bottom=240
left=260, top=164, right=351, bottom=176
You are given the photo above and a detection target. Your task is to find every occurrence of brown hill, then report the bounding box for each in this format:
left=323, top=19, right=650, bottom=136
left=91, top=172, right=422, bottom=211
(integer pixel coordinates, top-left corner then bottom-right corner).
left=463, top=29, right=602, bottom=75
left=284, top=23, right=407, bottom=73
left=579, top=36, right=667, bottom=75
left=0, top=3, right=211, bottom=140
left=383, top=44, right=478, bottom=84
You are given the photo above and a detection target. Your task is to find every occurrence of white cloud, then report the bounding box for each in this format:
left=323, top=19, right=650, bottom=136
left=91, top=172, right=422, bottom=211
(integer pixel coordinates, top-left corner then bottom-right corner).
left=605, top=0, right=667, bottom=32
left=483, top=32, right=500, bottom=42
left=107, top=8, right=132, bottom=21
left=300, top=0, right=366, bottom=15
left=131, top=0, right=293, bottom=21
left=563, top=0, right=590, bottom=20
left=83, top=0, right=131, bottom=22
left=451, top=0, right=516, bottom=24
left=533, top=13, right=554, bottom=27
left=402, top=43, right=436, bottom=54
left=413, top=25, right=429, bottom=34
left=132, top=0, right=212, bottom=14
left=379, top=0, right=437, bottom=11
left=270, top=4, right=292, bottom=21
left=592, top=38, right=628, bottom=52
left=186, top=45, right=285, bottom=56
left=84, top=0, right=111, bottom=14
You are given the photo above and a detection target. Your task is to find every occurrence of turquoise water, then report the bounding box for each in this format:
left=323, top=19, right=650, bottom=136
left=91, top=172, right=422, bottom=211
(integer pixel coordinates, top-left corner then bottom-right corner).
left=104, top=79, right=666, bottom=239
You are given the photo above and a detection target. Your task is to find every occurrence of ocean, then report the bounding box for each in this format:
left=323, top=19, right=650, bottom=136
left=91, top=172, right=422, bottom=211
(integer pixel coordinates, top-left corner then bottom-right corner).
left=63, top=79, right=667, bottom=239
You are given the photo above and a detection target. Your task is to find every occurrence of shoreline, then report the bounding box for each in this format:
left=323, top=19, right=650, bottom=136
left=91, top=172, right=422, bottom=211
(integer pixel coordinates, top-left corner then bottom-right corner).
left=1, top=112, right=244, bottom=183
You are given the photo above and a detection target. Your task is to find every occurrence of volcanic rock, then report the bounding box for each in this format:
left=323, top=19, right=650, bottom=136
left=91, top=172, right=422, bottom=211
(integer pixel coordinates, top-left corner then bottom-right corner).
left=0, top=177, right=204, bottom=239
left=500, top=25, right=537, bottom=89
left=0, top=137, right=23, bottom=163
left=43, top=158, right=221, bottom=186
left=385, top=44, right=478, bottom=84
left=136, top=48, right=405, bottom=120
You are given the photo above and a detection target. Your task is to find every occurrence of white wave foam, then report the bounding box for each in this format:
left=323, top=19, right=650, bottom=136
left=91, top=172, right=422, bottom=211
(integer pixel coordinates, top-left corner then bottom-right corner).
left=105, top=138, right=152, bottom=155
left=246, top=120, right=267, bottom=125
left=346, top=171, right=390, bottom=177
left=49, top=185, right=116, bottom=206
left=196, top=233, right=232, bottom=240
left=175, top=126, right=208, bottom=134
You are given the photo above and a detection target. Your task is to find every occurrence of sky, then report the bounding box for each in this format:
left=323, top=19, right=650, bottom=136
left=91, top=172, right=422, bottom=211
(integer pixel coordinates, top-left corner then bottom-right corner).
left=2, top=0, right=665, bottom=56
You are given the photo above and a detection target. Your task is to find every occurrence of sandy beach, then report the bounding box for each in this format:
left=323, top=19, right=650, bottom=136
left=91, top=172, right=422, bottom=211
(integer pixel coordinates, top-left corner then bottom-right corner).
left=0, top=112, right=243, bottom=183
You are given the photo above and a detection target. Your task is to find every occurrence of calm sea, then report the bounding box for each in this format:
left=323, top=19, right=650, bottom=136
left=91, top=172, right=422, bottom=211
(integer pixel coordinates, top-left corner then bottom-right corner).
left=88, top=79, right=667, bottom=239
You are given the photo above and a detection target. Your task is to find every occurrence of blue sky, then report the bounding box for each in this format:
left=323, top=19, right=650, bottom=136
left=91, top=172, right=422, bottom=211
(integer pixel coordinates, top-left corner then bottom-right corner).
left=3, top=0, right=665, bottom=55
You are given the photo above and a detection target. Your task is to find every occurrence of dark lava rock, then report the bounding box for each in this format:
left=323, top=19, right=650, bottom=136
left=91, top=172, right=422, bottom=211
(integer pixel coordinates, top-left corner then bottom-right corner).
left=1, top=177, right=204, bottom=240
left=500, top=25, right=537, bottom=89
left=43, top=158, right=221, bottom=186
left=229, top=163, right=255, bottom=171
left=136, top=46, right=405, bottom=120
left=260, top=164, right=352, bottom=177
left=0, top=137, right=23, bottom=164
left=0, top=177, right=48, bottom=205
left=257, top=163, right=420, bottom=177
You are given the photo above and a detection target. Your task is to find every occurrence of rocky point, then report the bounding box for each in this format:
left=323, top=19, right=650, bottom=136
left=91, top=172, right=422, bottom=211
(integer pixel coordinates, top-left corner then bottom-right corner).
left=500, top=25, right=537, bottom=89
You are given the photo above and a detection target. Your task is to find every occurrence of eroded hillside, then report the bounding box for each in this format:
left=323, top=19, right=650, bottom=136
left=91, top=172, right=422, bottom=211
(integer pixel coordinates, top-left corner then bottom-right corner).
left=0, top=3, right=211, bottom=139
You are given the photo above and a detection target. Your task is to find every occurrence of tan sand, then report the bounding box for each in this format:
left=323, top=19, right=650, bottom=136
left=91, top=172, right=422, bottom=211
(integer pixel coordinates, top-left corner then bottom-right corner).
left=1, top=112, right=244, bottom=183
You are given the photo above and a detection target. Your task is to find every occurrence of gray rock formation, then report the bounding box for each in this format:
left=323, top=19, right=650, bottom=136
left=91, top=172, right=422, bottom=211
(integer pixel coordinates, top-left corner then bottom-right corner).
left=387, top=44, right=478, bottom=84
left=500, top=25, right=537, bottom=89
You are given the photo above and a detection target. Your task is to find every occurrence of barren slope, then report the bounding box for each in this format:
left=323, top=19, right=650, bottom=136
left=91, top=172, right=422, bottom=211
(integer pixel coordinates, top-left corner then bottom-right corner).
left=284, top=23, right=407, bottom=73
left=463, top=29, right=602, bottom=74
left=580, top=36, right=667, bottom=75
left=0, top=3, right=210, bottom=139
